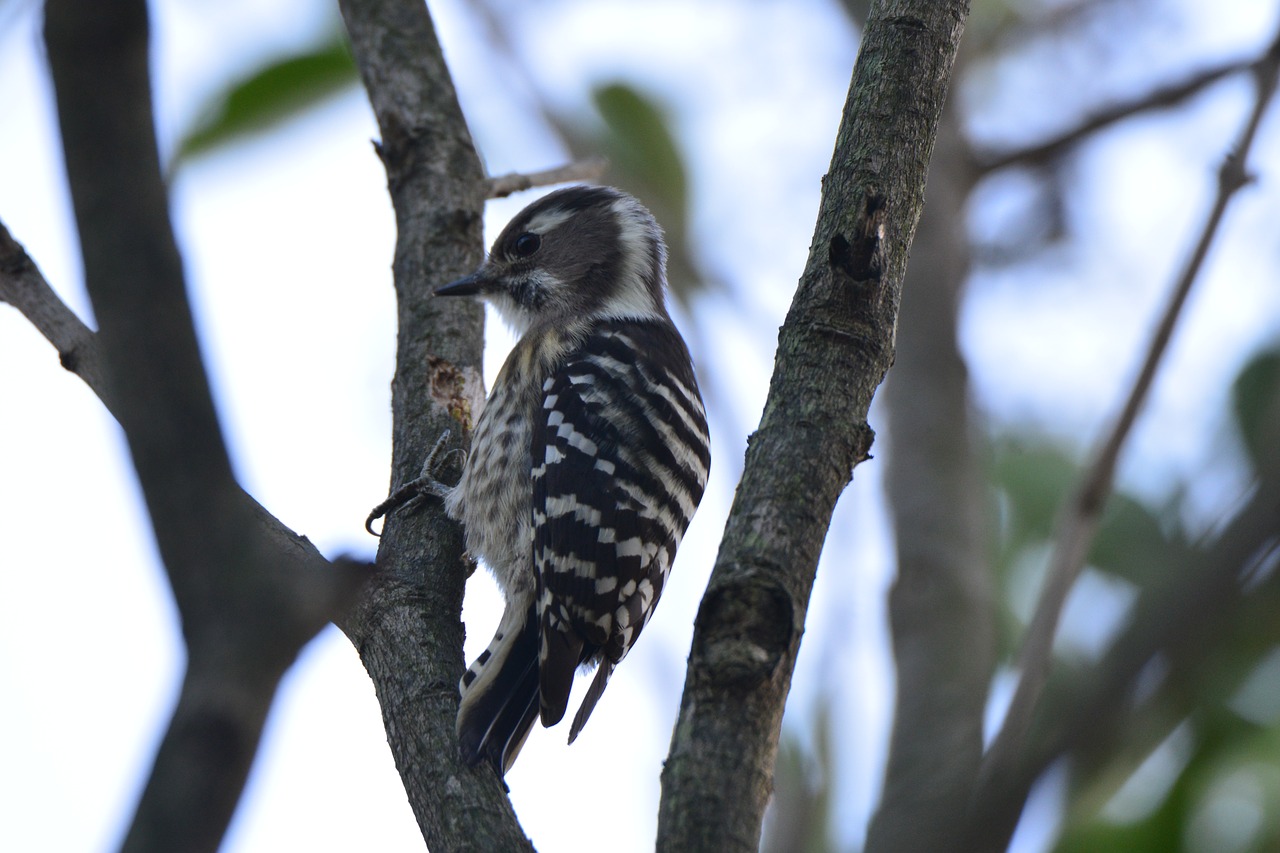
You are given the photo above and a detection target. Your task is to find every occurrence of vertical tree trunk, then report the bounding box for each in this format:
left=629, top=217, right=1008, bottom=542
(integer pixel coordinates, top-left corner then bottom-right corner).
left=334, top=0, right=534, bottom=849
left=866, top=105, right=996, bottom=853
left=657, top=3, right=972, bottom=850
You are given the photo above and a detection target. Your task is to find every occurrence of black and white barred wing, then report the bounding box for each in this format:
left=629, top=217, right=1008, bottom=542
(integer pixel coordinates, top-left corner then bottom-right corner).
left=532, top=320, right=710, bottom=741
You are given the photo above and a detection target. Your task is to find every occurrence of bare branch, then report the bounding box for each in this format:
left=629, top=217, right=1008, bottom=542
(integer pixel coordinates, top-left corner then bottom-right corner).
left=486, top=157, right=609, bottom=198
left=0, top=223, right=369, bottom=630
left=334, top=0, right=534, bottom=849
left=975, top=19, right=1280, bottom=840
left=0, top=221, right=114, bottom=411
left=976, top=55, right=1252, bottom=174
left=38, top=2, right=369, bottom=852
left=968, top=0, right=1147, bottom=60
left=656, top=2, right=972, bottom=851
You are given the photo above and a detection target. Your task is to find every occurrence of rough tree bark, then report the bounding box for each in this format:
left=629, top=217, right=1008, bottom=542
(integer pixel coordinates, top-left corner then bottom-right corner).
left=330, top=0, right=534, bottom=849
left=656, top=2, right=972, bottom=851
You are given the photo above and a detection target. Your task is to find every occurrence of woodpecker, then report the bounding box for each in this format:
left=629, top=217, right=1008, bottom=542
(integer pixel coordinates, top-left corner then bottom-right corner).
left=432, top=185, right=711, bottom=776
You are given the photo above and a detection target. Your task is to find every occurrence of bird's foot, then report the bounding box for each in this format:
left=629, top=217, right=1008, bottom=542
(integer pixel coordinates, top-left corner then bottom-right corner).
left=365, top=430, right=466, bottom=536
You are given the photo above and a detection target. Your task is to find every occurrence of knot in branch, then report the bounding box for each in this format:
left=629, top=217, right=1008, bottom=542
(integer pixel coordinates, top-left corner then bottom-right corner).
left=694, top=570, right=796, bottom=689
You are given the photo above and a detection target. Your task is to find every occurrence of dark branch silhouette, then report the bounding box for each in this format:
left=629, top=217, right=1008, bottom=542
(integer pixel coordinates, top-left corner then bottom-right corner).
left=34, top=2, right=367, bottom=852
left=976, top=56, right=1254, bottom=174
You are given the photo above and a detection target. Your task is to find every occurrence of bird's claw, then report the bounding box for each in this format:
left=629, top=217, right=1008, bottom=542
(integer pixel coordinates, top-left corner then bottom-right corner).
left=365, top=430, right=467, bottom=536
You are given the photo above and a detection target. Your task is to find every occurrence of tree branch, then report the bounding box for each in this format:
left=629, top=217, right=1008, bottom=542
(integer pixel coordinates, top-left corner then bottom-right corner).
left=333, top=0, right=533, bottom=849
left=974, top=17, right=1280, bottom=844
left=0, top=221, right=114, bottom=411
left=39, top=2, right=366, bottom=852
left=656, top=3, right=972, bottom=850
left=486, top=157, right=609, bottom=199
left=976, top=55, right=1253, bottom=174
left=866, top=105, right=996, bottom=853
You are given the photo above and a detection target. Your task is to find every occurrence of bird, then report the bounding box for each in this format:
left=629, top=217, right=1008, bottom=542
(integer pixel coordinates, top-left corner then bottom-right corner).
left=431, top=184, right=711, bottom=776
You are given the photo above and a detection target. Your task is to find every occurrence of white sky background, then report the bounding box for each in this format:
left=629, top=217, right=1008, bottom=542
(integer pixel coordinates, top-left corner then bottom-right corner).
left=2, top=0, right=1279, bottom=851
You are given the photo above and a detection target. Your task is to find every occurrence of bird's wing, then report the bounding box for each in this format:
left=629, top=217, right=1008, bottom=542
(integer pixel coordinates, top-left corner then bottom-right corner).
left=532, top=321, right=710, bottom=736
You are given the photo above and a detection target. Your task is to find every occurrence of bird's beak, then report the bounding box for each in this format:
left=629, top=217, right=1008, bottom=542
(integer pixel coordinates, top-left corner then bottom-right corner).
left=435, top=268, right=490, bottom=297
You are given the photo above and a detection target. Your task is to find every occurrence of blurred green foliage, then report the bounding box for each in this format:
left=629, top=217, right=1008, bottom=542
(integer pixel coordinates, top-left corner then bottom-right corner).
left=764, top=697, right=839, bottom=853
left=1233, top=349, right=1280, bottom=474
left=173, top=32, right=358, bottom=167
left=765, top=344, right=1280, bottom=852
left=591, top=82, right=688, bottom=237
left=585, top=82, right=711, bottom=309
left=991, top=346, right=1280, bottom=853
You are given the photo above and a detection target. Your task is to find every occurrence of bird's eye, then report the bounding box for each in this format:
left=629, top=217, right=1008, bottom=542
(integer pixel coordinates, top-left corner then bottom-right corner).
left=513, top=232, right=541, bottom=258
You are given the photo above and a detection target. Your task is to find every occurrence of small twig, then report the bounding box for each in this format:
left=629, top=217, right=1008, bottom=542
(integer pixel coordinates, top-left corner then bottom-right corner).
left=0, top=219, right=117, bottom=413
left=485, top=157, right=608, bottom=199
left=976, top=56, right=1252, bottom=174
left=978, top=19, right=1280, bottom=801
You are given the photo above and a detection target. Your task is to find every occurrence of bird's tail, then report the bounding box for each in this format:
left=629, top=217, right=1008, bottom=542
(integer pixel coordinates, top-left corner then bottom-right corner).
left=456, top=603, right=541, bottom=776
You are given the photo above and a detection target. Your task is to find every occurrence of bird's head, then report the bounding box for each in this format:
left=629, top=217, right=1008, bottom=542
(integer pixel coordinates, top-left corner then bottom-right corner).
left=436, top=185, right=671, bottom=335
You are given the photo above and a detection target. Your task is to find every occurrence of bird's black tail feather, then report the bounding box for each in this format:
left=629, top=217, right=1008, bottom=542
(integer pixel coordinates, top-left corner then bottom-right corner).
left=456, top=604, right=541, bottom=775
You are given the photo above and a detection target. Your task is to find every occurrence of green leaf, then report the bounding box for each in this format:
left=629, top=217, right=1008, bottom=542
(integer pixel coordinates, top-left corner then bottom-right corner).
left=990, top=440, right=1077, bottom=561
left=1089, top=492, right=1176, bottom=588
left=990, top=438, right=1182, bottom=588
left=1232, top=348, right=1280, bottom=475
left=174, top=33, right=358, bottom=166
left=586, top=82, right=712, bottom=307
left=591, top=83, right=688, bottom=232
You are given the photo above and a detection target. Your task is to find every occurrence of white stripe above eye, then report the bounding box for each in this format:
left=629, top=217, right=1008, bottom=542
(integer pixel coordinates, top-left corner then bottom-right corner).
left=525, top=208, right=575, bottom=235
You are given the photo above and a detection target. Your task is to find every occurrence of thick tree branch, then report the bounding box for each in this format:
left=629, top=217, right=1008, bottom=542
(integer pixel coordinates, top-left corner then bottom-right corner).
left=333, top=0, right=533, bottom=849
left=40, top=2, right=365, bottom=852
left=978, top=21, right=1280, bottom=814
left=656, top=3, right=972, bottom=851
left=0, top=226, right=372, bottom=798
left=866, top=106, right=995, bottom=853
